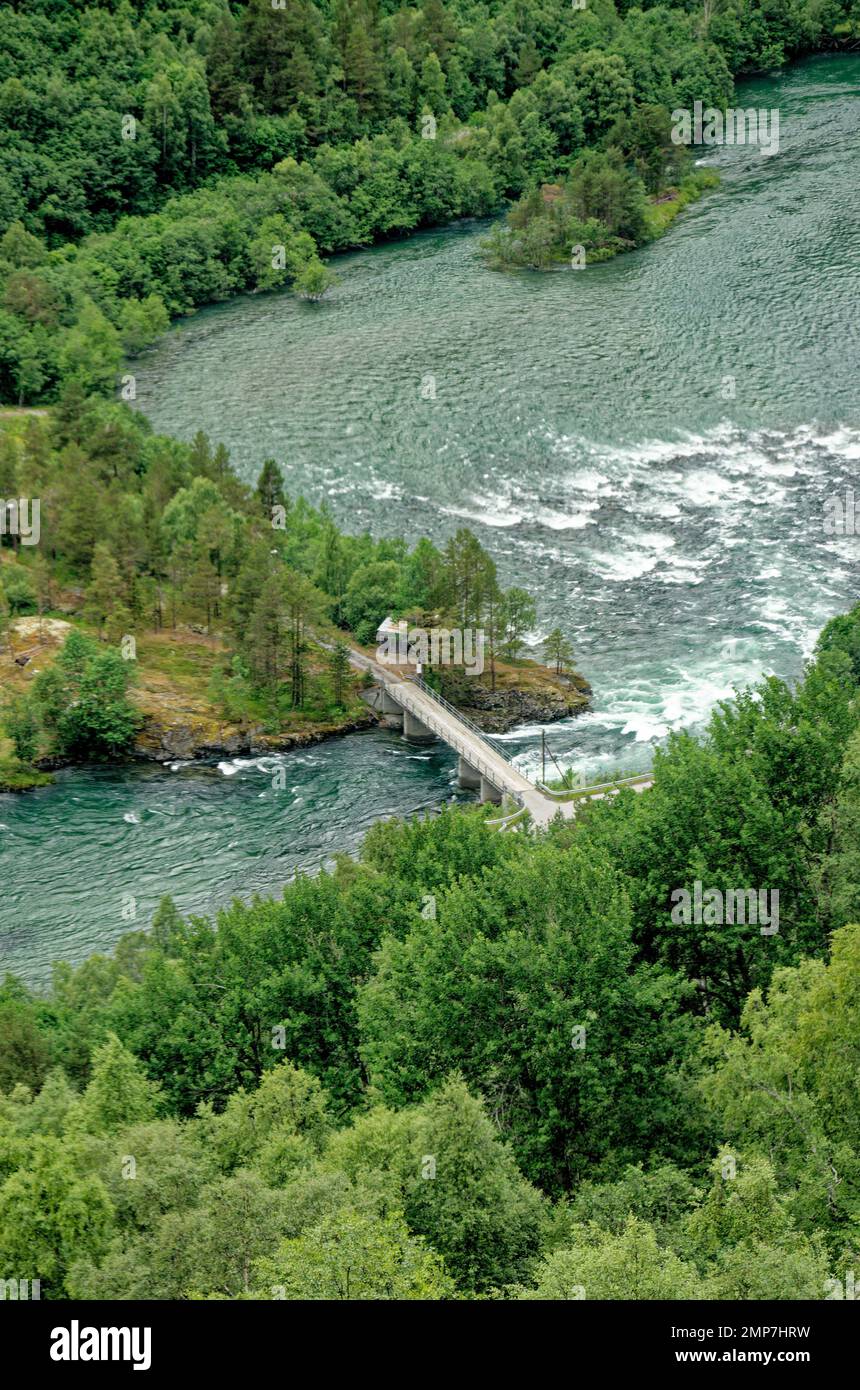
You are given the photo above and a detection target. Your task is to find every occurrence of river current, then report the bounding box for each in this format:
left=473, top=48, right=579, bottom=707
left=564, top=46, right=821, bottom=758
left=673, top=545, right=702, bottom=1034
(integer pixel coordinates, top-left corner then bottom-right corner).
left=4, top=56, right=859, bottom=985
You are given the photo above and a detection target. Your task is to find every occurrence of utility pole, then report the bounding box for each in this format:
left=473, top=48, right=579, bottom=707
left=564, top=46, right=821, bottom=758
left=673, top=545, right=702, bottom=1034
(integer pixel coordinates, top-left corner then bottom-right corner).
left=541, top=729, right=546, bottom=785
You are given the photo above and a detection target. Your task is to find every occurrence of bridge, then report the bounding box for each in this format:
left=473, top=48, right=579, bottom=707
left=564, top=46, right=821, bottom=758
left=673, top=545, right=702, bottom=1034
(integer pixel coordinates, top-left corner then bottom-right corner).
left=342, top=642, right=652, bottom=828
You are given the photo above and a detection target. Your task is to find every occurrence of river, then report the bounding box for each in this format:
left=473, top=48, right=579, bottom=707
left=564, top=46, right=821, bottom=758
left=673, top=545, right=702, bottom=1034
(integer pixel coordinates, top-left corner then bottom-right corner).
left=4, top=55, right=860, bottom=986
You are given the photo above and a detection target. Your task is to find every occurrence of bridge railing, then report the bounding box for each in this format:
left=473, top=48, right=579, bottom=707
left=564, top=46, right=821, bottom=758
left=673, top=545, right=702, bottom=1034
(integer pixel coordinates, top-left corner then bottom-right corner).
left=538, top=773, right=653, bottom=799
left=394, top=682, right=525, bottom=802
left=410, top=677, right=519, bottom=767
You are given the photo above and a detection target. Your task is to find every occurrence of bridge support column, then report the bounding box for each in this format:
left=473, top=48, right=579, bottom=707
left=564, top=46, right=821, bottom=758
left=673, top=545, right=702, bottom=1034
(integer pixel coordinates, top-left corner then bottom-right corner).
left=403, top=710, right=435, bottom=744
left=480, top=775, right=502, bottom=805
left=457, top=756, right=481, bottom=790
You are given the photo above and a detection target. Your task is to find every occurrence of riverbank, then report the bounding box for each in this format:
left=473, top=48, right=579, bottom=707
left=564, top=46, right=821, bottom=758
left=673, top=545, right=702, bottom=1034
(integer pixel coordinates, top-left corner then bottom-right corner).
left=450, top=662, right=591, bottom=733
left=0, top=609, right=589, bottom=779
left=0, top=614, right=377, bottom=770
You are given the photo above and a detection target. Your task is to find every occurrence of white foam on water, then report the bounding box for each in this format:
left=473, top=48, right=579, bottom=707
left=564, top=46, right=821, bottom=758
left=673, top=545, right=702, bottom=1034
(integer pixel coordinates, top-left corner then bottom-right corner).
left=123, top=812, right=139, bottom=824
left=814, top=426, right=860, bottom=459
left=638, top=497, right=682, bottom=518
left=533, top=506, right=596, bottom=530
left=589, top=549, right=658, bottom=582
left=442, top=497, right=524, bottom=527
left=561, top=467, right=611, bottom=493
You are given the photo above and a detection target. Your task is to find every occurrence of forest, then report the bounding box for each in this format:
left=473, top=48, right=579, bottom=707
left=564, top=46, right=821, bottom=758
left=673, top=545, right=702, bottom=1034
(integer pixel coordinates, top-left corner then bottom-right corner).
left=1, top=595, right=860, bottom=1296
left=0, top=0, right=854, bottom=402
left=2, top=0, right=859, bottom=1311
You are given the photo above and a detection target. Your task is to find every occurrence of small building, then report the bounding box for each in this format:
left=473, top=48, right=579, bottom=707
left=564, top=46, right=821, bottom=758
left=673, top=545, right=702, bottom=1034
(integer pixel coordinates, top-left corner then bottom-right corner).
left=375, top=616, right=407, bottom=646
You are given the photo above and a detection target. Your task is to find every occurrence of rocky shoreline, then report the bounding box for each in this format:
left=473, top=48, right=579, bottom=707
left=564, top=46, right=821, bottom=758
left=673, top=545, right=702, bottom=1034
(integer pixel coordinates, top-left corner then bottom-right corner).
left=455, top=674, right=592, bottom=734
left=130, top=683, right=591, bottom=761
left=131, top=708, right=378, bottom=763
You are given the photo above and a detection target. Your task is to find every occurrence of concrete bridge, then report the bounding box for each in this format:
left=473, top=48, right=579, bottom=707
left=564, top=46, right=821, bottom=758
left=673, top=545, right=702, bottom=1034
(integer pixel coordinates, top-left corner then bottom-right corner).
left=345, top=644, right=652, bottom=829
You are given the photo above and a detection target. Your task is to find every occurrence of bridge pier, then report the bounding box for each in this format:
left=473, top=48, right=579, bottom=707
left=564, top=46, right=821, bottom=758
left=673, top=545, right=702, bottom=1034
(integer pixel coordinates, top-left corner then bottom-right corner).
left=480, top=775, right=502, bottom=805
left=403, top=709, right=435, bottom=744
left=457, top=756, right=481, bottom=790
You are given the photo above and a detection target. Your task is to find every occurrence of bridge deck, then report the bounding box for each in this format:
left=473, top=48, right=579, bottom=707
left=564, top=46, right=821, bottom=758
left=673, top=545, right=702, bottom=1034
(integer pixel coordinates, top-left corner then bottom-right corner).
left=326, top=638, right=652, bottom=828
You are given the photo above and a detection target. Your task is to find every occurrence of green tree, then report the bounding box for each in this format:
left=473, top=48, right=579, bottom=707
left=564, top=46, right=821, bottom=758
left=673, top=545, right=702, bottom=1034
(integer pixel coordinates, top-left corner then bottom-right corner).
left=500, top=586, right=536, bottom=660
left=343, top=559, right=401, bottom=644
left=517, top=1215, right=700, bottom=1299
left=255, top=1207, right=453, bottom=1299
left=404, top=1077, right=544, bottom=1292
left=256, top=458, right=288, bottom=517
left=76, top=1033, right=163, bottom=1136
left=328, top=639, right=352, bottom=707
left=699, top=924, right=860, bottom=1246
left=0, top=1137, right=114, bottom=1298
left=0, top=580, right=9, bottom=651
left=4, top=694, right=40, bottom=764
left=84, top=542, right=130, bottom=641
left=543, top=626, right=574, bottom=675
left=57, top=300, right=122, bottom=396
left=359, top=841, right=699, bottom=1193
left=293, top=257, right=338, bottom=300
left=419, top=52, right=448, bottom=117
left=117, top=295, right=170, bottom=356
left=0, top=989, right=53, bottom=1092
left=39, top=636, right=139, bottom=759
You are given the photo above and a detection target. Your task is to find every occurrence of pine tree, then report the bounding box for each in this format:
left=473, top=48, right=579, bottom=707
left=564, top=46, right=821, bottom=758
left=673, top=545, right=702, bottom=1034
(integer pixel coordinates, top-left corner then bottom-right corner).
left=85, top=543, right=130, bottom=641
left=0, top=580, right=9, bottom=652
left=256, top=458, right=288, bottom=517
left=329, top=639, right=352, bottom=707
left=543, top=627, right=575, bottom=675
left=245, top=573, right=287, bottom=691
left=32, top=552, right=54, bottom=636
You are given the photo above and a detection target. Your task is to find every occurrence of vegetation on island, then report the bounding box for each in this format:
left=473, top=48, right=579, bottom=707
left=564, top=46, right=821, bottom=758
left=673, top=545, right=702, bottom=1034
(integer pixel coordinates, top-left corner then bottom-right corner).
left=482, top=144, right=718, bottom=269
left=0, top=398, right=572, bottom=776
left=0, top=0, right=854, bottom=404
left=2, top=600, right=860, bottom=1297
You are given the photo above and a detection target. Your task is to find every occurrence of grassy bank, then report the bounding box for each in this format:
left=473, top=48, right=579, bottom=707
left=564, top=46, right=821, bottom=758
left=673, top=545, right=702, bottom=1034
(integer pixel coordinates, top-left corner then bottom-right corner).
left=0, top=605, right=373, bottom=773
